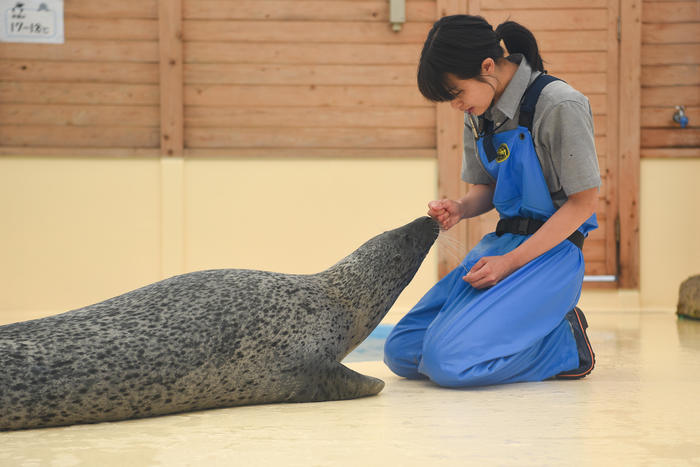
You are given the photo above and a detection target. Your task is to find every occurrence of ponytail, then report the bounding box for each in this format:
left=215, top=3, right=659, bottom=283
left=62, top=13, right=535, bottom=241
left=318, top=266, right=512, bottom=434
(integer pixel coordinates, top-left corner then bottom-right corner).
left=495, top=21, right=544, bottom=73
left=417, top=15, right=544, bottom=102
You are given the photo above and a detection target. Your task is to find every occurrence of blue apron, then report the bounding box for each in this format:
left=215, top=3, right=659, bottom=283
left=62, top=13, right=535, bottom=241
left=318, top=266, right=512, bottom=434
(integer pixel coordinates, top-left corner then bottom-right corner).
left=384, top=75, right=597, bottom=387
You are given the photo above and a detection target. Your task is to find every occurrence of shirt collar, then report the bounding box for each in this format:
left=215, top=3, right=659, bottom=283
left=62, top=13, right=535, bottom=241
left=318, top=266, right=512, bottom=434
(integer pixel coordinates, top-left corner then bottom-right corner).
left=486, top=54, right=539, bottom=122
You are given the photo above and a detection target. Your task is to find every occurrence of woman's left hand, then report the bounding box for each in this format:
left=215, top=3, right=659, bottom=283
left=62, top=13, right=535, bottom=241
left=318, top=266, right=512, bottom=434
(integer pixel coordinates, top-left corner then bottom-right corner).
left=463, top=255, right=517, bottom=289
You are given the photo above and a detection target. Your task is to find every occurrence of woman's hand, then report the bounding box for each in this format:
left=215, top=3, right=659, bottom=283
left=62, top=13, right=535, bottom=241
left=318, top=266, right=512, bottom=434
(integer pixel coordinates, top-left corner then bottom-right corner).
left=463, top=255, right=517, bottom=289
left=427, top=199, right=464, bottom=230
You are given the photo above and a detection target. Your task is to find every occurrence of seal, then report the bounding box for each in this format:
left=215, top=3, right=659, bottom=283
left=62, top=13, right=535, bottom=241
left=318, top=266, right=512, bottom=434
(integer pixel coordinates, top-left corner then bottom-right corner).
left=0, top=217, right=438, bottom=430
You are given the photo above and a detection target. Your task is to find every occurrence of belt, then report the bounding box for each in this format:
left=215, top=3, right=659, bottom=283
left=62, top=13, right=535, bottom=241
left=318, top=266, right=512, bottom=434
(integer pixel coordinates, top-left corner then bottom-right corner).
left=495, top=217, right=585, bottom=250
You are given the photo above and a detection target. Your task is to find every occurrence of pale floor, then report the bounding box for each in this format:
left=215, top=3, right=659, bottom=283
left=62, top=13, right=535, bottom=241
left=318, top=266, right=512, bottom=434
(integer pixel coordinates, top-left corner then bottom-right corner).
left=1, top=311, right=699, bottom=466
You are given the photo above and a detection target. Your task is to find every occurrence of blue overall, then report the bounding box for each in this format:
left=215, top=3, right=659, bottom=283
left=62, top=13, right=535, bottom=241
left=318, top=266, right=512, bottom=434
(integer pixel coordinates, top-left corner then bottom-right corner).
left=384, top=75, right=598, bottom=387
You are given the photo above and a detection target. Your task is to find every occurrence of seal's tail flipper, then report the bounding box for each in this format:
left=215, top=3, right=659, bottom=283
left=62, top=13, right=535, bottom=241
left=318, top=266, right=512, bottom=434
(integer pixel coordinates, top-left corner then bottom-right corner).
left=289, top=361, right=385, bottom=403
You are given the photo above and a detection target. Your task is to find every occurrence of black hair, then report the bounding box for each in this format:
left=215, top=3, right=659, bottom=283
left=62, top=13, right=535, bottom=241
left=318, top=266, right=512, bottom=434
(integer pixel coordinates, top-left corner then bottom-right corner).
left=417, top=15, right=544, bottom=102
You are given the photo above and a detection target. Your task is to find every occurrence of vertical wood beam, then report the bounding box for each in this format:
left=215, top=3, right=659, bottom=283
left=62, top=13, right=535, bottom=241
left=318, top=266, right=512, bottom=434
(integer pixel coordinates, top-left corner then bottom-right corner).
left=618, top=0, right=641, bottom=288
left=436, top=0, right=470, bottom=278
left=603, top=0, right=620, bottom=279
left=158, top=0, right=184, bottom=157
left=158, top=0, right=185, bottom=279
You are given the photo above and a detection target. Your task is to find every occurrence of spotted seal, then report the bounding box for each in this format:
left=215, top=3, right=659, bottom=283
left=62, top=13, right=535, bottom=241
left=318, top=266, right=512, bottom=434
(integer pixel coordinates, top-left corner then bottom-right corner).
left=0, top=217, right=438, bottom=430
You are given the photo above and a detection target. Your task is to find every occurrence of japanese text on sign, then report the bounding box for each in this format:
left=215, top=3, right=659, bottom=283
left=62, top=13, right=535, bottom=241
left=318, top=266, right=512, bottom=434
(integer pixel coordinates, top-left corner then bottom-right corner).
left=1, top=0, right=64, bottom=43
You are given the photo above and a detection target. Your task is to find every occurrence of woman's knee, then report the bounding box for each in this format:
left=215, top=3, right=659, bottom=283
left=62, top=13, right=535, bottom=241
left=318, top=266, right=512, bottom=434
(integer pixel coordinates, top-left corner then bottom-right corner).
left=420, top=344, right=468, bottom=387
left=383, top=331, right=423, bottom=379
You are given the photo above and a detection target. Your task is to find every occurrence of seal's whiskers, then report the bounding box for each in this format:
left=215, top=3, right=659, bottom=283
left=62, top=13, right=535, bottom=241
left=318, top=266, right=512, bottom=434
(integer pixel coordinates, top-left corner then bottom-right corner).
left=436, top=232, right=469, bottom=275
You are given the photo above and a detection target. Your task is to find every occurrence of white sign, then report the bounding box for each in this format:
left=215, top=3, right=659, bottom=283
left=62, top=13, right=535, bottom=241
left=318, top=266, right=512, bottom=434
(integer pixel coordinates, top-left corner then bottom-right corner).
left=0, top=0, right=64, bottom=43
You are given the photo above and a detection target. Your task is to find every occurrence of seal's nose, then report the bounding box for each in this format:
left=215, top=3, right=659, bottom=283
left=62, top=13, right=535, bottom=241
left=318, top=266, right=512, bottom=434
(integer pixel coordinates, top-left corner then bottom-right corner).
left=418, top=216, right=440, bottom=244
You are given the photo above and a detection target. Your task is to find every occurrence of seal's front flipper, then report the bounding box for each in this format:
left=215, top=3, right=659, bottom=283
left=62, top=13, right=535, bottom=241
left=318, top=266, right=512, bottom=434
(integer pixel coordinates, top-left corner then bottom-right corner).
left=290, top=361, right=385, bottom=403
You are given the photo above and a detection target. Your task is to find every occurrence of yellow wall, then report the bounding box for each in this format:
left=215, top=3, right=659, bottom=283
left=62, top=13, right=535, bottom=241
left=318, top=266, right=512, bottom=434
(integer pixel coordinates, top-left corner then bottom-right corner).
left=1, top=156, right=698, bottom=326
left=0, top=156, right=438, bottom=325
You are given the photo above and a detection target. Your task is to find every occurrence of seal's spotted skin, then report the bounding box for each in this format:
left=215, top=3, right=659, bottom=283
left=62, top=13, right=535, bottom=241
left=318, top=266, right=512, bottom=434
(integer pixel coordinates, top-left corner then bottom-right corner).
left=0, top=217, right=438, bottom=430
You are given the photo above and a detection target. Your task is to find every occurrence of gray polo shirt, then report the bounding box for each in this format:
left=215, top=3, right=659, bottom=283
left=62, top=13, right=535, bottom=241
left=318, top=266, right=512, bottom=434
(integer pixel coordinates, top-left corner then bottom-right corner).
left=462, top=54, right=601, bottom=208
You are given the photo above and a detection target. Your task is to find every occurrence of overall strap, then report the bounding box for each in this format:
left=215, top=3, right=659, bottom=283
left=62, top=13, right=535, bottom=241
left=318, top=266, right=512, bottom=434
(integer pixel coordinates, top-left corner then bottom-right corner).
left=518, top=73, right=562, bottom=132
left=481, top=118, right=499, bottom=162
left=480, top=73, right=562, bottom=162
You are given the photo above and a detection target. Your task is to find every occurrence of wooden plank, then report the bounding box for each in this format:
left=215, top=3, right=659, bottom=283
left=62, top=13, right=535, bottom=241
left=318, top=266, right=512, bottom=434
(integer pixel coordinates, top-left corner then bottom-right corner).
left=554, top=73, right=607, bottom=94
left=582, top=239, right=606, bottom=262
left=0, top=125, right=159, bottom=148
left=583, top=261, right=614, bottom=276
left=0, top=82, right=160, bottom=105
left=159, top=0, right=184, bottom=157
left=0, top=41, right=159, bottom=62
left=484, top=0, right=607, bottom=8
left=593, top=115, right=607, bottom=135
left=642, top=65, right=700, bottom=86
left=603, top=0, right=620, bottom=278
left=642, top=85, right=700, bottom=106
left=436, top=0, right=468, bottom=17
left=183, top=43, right=610, bottom=66
left=169, top=66, right=605, bottom=92
left=641, top=106, right=699, bottom=127
left=183, top=1, right=435, bottom=22
left=185, top=42, right=422, bottom=65
left=0, top=147, right=160, bottom=157
left=640, top=147, right=700, bottom=158
left=0, top=61, right=159, bottom=84
left=618, top=0, right=642, bottom=288
left=65, top=18, right=159, bottom=40
left=184, top=20, right=433, bottom=43
left=481, top=9, right=608, bottom=31
left=436, top=0, right=469, bottom=278
left=185, top=107, right=436, bottom=128
left=642, top=2, right=700, bottom=23
left=589, top=94, right=607, bottom=114
left=583, top=282, right=619, bottom=289
left=536, top=31, right=608, bottom=52
left=185, top=84, right=431, bottom=107
left=185, top=127, right=436, bottom=149
left=641, top=128, right=700, bottom=147
left=0, top=104, right=159, bottom=126
left=594, top=136, right=608, bottom=156
left=182, top=148, right=436, bottom=158
left=642, top=23, right=700, bottom=45
left=642, top=44, right=700, bottom=66
left=544, top=52, right=608, bottom=72
left=65, top=0, right=158, bottom=18
left=184, top=64, right=417, bottom=85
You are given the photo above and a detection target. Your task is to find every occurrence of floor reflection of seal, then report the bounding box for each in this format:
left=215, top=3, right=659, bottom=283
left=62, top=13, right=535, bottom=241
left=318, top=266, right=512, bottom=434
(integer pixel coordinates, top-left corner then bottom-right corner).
left=0, top=217, right=438, bottom=430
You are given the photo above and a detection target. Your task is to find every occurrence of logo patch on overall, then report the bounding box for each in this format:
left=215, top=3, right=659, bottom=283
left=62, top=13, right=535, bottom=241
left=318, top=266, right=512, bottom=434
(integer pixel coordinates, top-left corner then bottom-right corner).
left=496, top=143, right=510, bottom=163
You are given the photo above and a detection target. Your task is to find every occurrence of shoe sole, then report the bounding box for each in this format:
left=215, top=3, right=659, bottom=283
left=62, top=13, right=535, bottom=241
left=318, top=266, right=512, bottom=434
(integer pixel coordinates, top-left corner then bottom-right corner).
left=556, top=307, right=596, bottom=380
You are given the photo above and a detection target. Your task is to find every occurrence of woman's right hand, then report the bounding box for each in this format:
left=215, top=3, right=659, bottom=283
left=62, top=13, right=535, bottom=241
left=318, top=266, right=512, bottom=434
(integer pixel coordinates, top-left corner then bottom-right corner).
left=427, top=199, right=464, bottom=231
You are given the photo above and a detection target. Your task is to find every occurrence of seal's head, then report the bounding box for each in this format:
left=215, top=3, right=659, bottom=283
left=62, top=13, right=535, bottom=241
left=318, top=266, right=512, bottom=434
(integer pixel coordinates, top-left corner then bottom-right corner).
left=323, top=217, right=439, bottom=358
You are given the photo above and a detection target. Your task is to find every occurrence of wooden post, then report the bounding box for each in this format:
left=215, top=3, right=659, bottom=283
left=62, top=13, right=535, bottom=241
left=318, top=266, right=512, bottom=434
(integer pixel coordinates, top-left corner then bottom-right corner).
left=158, top=0, right=184, bottom=157
left=618, top=0, right=641, bottom=288
left=602, top=0, right=621, bottom=282
left=435, top=0, right=470, bottom=278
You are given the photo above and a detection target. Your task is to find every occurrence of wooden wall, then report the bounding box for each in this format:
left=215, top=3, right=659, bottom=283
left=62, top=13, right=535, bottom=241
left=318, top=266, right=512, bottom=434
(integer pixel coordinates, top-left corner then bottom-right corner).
left=640, top=0, right=700, bottom=158
left=1, top=0, right=658, bottom=287
left=182, top=0, right=436, bottom=158
left=457, top=0, right=620, bottom=281
left=0, top=1, right=161, bottom=155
